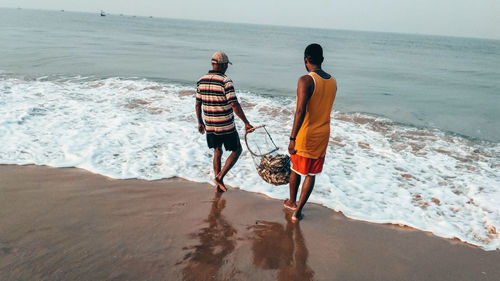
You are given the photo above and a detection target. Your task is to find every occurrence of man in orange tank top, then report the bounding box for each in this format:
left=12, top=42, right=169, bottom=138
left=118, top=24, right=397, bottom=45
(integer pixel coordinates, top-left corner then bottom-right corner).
left=284, top=44, right=337, bottom=222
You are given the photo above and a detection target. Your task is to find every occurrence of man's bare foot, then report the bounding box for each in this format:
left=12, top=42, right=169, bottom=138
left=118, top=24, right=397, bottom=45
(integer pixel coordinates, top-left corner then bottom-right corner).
left=214, top=177, right=227, bottom=192
left=283, top=199, right=297, bottom=212
left=291, top=211, right=303, bottom=223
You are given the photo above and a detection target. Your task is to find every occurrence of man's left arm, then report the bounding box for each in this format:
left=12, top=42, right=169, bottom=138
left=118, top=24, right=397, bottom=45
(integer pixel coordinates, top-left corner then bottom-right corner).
left=288, top=75, right=314, bottom=155
left=195, top=84, right=205, bottom=134
left=196, top=101, right=205, bottom=134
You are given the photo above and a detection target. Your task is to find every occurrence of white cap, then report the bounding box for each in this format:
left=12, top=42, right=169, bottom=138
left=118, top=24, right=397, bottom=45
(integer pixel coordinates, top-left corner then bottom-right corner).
left=211, top=51, right=232, bottom=65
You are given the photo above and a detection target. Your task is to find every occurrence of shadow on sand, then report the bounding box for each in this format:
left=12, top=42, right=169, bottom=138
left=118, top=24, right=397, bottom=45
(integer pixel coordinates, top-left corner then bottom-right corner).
left=182, top=192, right=237, bottom=280
left=252, top=211, right=314, bottom=281
left=181, top=192, right=313, bottom=281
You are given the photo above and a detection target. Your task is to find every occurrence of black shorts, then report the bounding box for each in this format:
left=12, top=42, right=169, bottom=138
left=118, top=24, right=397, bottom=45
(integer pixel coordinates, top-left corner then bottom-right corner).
left=206, top=131, right=240, bottom=151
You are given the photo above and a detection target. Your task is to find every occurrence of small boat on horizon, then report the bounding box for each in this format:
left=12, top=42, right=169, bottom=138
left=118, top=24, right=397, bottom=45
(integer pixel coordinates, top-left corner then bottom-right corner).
left=100, top=10, right=106, bottom=17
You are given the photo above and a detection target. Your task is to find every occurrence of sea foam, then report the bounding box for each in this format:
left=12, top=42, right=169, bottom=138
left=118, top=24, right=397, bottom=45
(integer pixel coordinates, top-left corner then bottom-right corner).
left=1, top=75, right=499, bottom=250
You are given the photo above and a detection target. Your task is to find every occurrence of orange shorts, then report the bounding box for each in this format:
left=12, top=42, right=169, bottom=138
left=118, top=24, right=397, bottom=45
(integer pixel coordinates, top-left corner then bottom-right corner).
left=290, top=154, right=325, bottom=176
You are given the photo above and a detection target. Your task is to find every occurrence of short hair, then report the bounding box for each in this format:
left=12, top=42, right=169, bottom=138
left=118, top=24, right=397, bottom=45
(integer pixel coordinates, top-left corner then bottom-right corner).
left=304, top=43, right=324, bottom=65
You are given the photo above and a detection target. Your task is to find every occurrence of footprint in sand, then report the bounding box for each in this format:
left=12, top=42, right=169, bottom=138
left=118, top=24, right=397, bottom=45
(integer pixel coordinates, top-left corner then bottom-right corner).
left=163, top=201, right=188, bottom=215
left=142, top=201, right=188, bottom=216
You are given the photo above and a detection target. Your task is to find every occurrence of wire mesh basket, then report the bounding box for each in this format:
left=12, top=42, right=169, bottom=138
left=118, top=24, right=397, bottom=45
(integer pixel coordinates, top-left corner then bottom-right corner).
left=245, top=125, right=291, bottom=186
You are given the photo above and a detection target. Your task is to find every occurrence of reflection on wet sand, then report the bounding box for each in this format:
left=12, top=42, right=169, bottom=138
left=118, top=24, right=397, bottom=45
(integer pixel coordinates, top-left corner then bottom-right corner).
left=182, top=192, right=236, bottom=281
left=252, top=212, right=314, bottom=281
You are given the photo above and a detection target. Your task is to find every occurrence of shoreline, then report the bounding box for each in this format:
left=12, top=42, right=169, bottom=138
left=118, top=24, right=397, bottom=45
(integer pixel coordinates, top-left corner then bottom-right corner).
left=1, top=164, right=499, bottom=280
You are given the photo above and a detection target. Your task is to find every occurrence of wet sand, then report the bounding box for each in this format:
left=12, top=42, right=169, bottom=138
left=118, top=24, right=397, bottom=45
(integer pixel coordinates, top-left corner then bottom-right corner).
left=1, top=164, right=499, bottom=281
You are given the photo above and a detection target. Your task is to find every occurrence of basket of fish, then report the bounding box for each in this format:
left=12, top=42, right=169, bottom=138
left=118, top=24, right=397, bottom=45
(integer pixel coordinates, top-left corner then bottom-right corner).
left=245, top=125, right=290, bottom=186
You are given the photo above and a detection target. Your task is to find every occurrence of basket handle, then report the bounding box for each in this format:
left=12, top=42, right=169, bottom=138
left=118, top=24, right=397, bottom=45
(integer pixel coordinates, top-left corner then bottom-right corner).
left=244, top=125, right=279, bottom=157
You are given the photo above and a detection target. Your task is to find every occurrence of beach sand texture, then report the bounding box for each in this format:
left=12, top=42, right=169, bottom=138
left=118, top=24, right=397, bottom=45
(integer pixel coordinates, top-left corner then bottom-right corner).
left=1, top=164, right=499, bottom=281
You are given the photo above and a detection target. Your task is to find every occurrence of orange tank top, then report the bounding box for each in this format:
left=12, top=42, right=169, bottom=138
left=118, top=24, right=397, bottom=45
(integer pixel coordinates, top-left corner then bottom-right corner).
left=295, top=72, right=337, bottom=159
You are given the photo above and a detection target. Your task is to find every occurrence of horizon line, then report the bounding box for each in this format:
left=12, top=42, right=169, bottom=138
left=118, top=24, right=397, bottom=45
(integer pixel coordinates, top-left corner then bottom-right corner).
left=2, top=6, right=500, bottom=41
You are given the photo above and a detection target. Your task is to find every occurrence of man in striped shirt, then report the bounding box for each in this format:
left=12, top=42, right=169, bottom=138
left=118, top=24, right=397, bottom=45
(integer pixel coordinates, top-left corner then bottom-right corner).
left=196, top=51, right=253, bottom=192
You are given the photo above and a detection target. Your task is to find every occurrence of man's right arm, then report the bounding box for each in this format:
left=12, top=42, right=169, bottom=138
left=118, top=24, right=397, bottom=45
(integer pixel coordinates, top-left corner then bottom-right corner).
left=225, top=79, right=253, bottom=133
left=231, top=102, right=253, bottom=133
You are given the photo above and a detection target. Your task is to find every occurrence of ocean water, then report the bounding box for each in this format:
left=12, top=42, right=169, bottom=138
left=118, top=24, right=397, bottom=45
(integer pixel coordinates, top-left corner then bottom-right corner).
left=1, top=8, right=499, bottom=250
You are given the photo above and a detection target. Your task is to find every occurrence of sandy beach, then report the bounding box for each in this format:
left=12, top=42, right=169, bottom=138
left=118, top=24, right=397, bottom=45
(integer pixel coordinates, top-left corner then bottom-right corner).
left=0, top=164, right=499, bottom=281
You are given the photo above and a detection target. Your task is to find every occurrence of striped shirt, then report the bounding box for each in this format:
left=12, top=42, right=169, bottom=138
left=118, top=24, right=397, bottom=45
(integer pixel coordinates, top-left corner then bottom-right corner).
left=196, top=70, right=238, bottom=135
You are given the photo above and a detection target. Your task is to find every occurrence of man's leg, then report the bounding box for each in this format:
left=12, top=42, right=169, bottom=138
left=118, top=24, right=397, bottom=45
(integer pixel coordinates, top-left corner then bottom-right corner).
left=284, top=171, right=301, bottom=211
left=214, top=142, right=242, bottom=191
left=212, top=146, right=227, bottom=192
left=292, top=175, right=315, bottom=222
left=213, top=147, right=222, bottom=177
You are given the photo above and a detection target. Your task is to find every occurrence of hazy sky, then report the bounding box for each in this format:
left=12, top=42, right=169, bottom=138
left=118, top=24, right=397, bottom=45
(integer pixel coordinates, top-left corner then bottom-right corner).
left=2, top=0, right=499, bottom=39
